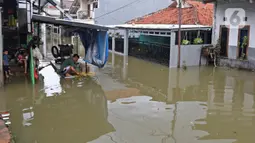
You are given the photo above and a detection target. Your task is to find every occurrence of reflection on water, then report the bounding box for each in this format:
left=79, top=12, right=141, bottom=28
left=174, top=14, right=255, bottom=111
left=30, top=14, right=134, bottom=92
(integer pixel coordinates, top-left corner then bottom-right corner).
left=1, top=53, right=255, bottom=142
left=39, top=62, right=62, bottom=97
left=2, top=65, right=113, bottom=143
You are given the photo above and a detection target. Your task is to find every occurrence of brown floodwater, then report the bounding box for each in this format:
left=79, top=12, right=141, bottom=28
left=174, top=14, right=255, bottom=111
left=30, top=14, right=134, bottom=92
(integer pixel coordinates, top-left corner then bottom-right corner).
left=1, top=53, right=255, bottom=143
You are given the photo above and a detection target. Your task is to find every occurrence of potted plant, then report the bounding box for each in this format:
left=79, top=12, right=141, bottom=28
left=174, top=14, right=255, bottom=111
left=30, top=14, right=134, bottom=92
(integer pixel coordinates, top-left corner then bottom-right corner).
left=182, top=39, right=190, bottom=45
left=194, top=37, right=203, bottom=44
left=182, top=32, right=190, bottom=45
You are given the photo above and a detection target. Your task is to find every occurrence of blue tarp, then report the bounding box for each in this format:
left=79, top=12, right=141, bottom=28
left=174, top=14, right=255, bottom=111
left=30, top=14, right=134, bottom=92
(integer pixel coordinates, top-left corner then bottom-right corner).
left=78, top=29, right=109, bottom=68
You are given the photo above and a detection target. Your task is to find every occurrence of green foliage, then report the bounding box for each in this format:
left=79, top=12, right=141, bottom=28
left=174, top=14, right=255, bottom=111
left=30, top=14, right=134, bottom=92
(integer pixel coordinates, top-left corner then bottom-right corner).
left=193, top=37, right=203, bottom=44
left=241, top=36, right=248, bottom=49
left=182, top=39, right=190, bottom=45
left=239, top=36, right=248, bottom=60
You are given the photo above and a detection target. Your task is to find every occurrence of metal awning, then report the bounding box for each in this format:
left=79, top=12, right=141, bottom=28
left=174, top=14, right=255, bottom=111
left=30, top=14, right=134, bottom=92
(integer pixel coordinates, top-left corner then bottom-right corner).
left=109, top=24, right=212, bottom=31
left=32, top=14, right=109, bottom=31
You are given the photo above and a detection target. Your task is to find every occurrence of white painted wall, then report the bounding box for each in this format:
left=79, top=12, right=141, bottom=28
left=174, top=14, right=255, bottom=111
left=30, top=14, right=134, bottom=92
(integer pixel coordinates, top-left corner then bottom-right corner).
left=213, top=1, right=255, bottom=48
left=170, top=45, right=208, bottom=68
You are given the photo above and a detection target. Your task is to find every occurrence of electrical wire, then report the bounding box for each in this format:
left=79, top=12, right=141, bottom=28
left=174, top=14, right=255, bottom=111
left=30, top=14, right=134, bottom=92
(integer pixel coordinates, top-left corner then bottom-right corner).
left=93, top=0, right=142, bottom=19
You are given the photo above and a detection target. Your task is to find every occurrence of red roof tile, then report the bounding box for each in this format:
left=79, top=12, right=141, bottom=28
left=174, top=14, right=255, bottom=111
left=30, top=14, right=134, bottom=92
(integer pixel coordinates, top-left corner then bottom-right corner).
left=127, top=0, right=214, bottom=26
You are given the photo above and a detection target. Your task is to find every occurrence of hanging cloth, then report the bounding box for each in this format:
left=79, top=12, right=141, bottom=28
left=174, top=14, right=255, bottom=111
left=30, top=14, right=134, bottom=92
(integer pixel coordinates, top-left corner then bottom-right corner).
left=78, top=29, right=109, bottom=68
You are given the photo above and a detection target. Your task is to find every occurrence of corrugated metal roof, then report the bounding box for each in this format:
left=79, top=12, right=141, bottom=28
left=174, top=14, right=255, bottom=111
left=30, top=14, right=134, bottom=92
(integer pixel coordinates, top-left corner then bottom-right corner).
left=32, top=14, right=109, bottom=31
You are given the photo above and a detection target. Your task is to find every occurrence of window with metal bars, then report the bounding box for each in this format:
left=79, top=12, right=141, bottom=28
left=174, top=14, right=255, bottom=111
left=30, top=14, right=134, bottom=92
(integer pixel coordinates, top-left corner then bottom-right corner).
left=175, top=30, right=212, bottom=45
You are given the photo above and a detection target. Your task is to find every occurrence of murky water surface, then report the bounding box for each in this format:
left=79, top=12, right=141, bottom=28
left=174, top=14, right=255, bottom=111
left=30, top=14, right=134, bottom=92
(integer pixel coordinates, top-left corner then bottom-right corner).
left=1, top=53, right=255, bottom=143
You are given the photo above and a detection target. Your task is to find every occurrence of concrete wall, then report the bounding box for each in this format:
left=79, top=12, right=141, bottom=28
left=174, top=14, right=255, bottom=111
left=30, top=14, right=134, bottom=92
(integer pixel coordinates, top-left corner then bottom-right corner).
left=213, top=1, right=255, bottom=60
left=169, top=45, right=207, bottom=68
left=220, top=58, right=255, bottom=70
left=94, top=0, right=171, bottom=25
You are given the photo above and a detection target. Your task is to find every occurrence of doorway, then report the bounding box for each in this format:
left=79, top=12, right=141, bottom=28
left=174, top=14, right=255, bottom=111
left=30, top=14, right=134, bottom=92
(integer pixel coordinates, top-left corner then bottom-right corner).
left=237, top=25, right=250, bottom=59
left=219, top=25, right=229, bottom=57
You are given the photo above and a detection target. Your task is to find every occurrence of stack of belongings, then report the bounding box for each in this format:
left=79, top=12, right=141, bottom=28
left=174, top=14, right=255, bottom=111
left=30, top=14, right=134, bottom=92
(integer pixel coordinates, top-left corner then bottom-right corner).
left=0, top=112, right=11, bottom=143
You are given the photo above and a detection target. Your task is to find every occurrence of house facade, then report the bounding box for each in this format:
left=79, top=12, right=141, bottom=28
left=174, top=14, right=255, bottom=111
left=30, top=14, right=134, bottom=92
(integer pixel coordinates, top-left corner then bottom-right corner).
left=125, top=0, right=213, bottom=45
left=205, top=0, right=255, bottom=61
left=109, top=0, right=214, bottom=68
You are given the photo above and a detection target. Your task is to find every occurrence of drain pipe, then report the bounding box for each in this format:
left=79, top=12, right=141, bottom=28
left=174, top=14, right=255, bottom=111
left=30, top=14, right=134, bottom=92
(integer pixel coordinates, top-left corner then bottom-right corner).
left=42, top=13, right=47, bottom=59
left=177, top=0, right=182, bottom=68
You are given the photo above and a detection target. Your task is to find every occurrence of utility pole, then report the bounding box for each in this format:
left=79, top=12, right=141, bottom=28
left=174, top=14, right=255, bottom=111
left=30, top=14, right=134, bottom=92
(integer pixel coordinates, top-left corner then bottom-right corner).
left=0, top=7, right=3, bottom=87
left=59, top=0, right=63, bottom=44
left=37, top=0, right=41, bottom=50
left=177, top=0, right=182, bottom=68
left=60, top=0, right=64, bottom=19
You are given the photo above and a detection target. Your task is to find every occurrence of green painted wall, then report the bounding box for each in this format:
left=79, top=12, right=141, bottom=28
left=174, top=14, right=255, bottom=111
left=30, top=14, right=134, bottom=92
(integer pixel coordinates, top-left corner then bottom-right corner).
left=139, top=35, right=170, bottom=45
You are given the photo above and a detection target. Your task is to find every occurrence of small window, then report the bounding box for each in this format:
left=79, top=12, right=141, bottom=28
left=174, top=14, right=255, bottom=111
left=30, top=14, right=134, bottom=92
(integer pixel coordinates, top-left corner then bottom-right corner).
left=93, top=2, right=98, bottom=8
left=53, top=28, right=58, bottom=33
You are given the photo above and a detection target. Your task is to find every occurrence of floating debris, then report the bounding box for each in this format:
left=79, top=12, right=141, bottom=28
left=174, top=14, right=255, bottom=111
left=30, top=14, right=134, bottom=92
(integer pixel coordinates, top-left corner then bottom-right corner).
left=0, top=111, right=11, bottom=143
left=1, top=113, right=10, bottom=118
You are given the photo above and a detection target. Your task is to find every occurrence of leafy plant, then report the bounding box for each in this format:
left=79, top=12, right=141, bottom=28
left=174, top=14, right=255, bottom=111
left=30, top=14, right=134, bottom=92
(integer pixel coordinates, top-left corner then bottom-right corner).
left=240, top=36, right=248, bottom=60
left=241, top=36, right=248, bottom=49
left=193, top=37, right=203, bottom=44
left=182, top=39, right=190, bottom=45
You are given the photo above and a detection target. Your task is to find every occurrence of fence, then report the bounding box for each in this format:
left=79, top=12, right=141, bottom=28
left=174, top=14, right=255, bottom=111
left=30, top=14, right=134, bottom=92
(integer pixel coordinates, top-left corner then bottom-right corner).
left=128, top=39, right=170, bottom=66
left=109, top=38, right=170, bottom=66
left=108, top=38, right=124, bottom=53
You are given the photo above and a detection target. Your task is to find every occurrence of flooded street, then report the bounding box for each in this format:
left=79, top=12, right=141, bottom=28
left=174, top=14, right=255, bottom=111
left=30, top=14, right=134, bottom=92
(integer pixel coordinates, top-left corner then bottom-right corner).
left=1, top=53, right=255, bottom=143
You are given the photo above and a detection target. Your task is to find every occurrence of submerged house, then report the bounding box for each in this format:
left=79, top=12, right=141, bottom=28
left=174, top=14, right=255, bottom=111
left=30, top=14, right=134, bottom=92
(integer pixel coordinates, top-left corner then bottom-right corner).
left=203, top=0, right=255, bottom=68
left=109, top=0, right=214, bottom=67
